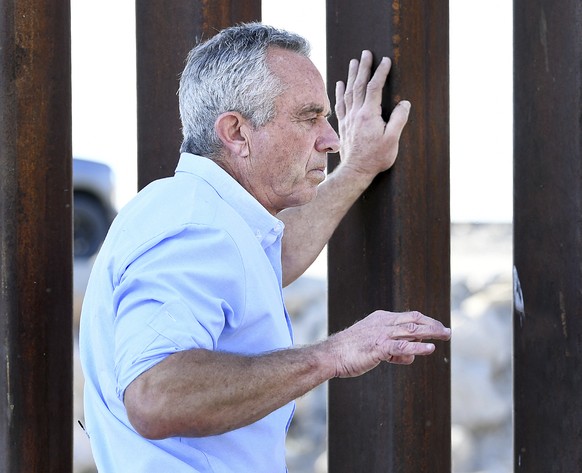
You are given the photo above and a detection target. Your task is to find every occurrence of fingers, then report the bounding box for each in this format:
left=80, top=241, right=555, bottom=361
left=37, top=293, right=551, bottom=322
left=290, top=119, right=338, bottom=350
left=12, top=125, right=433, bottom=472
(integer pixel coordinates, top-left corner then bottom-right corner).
left=389, top=322, right=450, bottom=342
left=339, top=51, right=393, bottom=114
left=334, top=57, right=358, bottom=121
left=362, top=55, right=391, bottom=110
left=375, top=309, right=451, bottom=340
left=385, top=340, right=435, bottom=366
left=385, top=312, right=449, bottom=368
left=370, top=310, right=450, bottom=365
left=342, top=56, right=360, bottom=110
left=351, top=51, right=374, bottom=109
left=327, top=309, right=450, bottom=378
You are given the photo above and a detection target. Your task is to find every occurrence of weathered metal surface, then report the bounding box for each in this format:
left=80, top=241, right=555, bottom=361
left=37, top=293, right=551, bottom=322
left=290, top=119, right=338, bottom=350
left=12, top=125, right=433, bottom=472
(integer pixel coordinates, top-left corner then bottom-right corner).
left=326, top=1, right=450, bottom=471
left=0, top=1, right=73, bottom=472
left=513, top=0, right=582, bottom=469
left=136, top=0, right=261, bottom=188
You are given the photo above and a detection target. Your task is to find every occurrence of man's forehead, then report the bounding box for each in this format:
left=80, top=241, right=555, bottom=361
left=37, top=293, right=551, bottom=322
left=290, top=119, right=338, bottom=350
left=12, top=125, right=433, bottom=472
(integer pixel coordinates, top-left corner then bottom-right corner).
left=266, top=47, right=321, bottom=83
left=266, top=49, right=330, bottom=113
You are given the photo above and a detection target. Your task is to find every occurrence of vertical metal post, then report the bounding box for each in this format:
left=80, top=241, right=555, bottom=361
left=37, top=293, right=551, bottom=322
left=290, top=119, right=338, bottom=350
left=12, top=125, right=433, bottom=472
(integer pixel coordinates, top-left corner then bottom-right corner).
left=513, top=0, right=582, bottom=469
left=326, top=1, right=450, bottom=471
left=136, top=0, right=261, bottom=188
left=0, top=1, right=73, bottom=472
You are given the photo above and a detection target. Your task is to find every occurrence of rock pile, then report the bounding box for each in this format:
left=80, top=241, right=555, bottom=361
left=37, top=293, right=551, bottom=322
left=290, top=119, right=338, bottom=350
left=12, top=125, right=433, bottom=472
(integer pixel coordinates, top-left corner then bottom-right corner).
left=450, top=223, right=512, bottom=473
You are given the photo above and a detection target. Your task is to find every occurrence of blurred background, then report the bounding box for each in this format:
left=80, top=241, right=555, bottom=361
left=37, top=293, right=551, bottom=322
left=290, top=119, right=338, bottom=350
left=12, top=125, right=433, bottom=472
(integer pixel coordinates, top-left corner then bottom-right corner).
left=71, top=2, right=514, bottom=472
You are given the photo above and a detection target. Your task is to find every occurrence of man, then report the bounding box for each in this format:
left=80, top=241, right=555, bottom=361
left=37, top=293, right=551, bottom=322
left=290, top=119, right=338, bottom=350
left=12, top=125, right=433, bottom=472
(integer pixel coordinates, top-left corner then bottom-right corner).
left=79, top=23, right=451, bottom=472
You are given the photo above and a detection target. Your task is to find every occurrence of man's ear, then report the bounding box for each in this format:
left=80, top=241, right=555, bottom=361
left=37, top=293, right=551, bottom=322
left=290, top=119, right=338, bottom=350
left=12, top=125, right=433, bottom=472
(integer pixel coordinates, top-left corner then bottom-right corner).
left=214, top=112, right=250, bottom=158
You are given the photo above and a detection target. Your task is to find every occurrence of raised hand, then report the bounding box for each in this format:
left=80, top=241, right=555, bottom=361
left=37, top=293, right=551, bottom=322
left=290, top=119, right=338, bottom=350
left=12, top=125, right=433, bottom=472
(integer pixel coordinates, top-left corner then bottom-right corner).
left=335, top=50, right=411, bottom=179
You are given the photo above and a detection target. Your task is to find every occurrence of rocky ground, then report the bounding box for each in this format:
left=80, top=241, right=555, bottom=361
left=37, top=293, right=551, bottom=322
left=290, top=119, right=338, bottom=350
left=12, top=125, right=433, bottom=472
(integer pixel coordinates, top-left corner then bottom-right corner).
left=73, top=223, right=513, bottom=473
left=449, top=223, right=513, bottom=473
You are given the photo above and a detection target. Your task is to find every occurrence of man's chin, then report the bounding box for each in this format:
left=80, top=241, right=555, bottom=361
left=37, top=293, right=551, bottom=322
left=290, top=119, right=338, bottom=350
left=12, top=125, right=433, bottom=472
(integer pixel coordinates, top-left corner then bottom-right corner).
left=281, top=187, right=319, bottom=212
left=309, top=169, right=327, bottom=183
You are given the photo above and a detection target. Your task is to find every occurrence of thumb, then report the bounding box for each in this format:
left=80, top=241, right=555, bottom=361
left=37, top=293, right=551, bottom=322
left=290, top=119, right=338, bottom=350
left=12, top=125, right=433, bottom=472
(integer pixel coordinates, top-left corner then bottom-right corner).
left=384, top=100, right=411, bottom=139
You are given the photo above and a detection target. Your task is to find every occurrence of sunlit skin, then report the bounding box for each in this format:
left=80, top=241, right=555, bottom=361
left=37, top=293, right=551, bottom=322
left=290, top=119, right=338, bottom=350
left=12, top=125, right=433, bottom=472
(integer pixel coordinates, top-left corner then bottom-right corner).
left=220, top=47, right=340, bottom=215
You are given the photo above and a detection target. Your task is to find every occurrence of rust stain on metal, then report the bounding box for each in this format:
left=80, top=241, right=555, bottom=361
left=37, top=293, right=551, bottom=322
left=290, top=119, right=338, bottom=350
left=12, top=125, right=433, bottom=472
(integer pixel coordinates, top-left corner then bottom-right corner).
left=392, top=0, right=401, bottom=64
left=392, top=33, right=401, bottom=64
left=392, top=0, right=401, bottom=26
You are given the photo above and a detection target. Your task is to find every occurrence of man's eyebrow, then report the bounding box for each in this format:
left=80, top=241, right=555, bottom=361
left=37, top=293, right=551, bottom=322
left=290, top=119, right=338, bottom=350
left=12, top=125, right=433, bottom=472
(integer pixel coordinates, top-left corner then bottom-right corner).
left=297, top=103, right=332, bottom=117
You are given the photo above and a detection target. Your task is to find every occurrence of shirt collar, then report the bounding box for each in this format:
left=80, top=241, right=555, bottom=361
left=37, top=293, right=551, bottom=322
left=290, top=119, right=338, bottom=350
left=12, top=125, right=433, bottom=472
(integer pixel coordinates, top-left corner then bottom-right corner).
left=175, top=153, right=285, bottom=247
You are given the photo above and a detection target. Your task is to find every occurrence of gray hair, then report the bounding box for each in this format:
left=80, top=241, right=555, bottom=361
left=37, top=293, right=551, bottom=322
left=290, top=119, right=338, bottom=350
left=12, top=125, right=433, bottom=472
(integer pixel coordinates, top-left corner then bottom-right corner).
left=178, top=22, right=311, bottom=159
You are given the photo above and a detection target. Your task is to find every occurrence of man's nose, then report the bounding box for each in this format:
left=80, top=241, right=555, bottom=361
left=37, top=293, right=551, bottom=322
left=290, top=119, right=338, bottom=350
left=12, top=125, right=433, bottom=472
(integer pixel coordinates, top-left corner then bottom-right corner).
left=316, top=121, right=340, bottom=153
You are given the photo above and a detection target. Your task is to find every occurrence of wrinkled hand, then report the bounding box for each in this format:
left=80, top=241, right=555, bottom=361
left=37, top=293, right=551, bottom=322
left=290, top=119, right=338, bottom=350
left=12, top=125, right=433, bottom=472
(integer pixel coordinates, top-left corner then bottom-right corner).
left=335, top=50, right=411, bottom=179
left=326, top=310, right=451, bottom=378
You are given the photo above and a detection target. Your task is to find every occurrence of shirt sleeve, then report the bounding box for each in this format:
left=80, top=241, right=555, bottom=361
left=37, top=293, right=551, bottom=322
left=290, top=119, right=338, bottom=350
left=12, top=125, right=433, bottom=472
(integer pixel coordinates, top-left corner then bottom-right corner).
left=111, top=224, right=246, bottom=400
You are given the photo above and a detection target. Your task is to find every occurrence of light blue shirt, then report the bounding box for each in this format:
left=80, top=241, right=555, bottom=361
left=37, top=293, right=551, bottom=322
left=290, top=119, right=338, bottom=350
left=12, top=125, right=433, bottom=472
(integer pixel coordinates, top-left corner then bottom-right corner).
left=79, top=153, right=295, bottom=472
